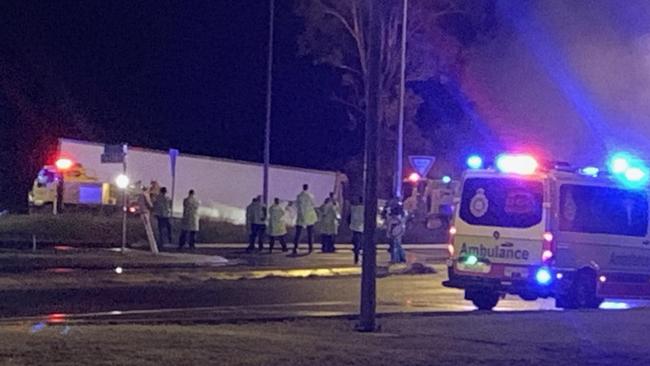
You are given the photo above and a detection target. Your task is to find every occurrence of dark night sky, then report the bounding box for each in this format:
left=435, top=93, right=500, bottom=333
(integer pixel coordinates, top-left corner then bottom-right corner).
left=0, top=0, right=353, bottom=165
left=0, top=1, right=359, bottom=209
left=10, top=1, right=650, bottom=211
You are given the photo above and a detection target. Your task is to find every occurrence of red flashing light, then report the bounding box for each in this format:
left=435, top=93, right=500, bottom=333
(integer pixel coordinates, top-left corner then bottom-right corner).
left=543, top=232, right=553, bottom=242
left=407, top=172, right=421, bottom=184
left=448, top=226, right=456, bottom=257
left=47, top=313, right=66, bottom=324
left=55, top=158, right=73, bottom=171
left=542, top=232, right=554, bottom=263
left=447, top=244, right=455, bottom=256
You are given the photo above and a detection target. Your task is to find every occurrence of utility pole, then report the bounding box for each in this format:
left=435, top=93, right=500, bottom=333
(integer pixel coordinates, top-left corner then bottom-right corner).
left=358, top=0, right=383, bottom=333
left=121, top=156, right=128, bottom=252
left=263, top=0, right=274, bottom=208
left=395, top=0, right=408, bottom=200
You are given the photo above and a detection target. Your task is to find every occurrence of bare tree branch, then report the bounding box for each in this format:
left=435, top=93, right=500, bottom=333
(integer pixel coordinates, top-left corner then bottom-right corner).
left=331, top=62, right=362, bottom=75
left=319, top=1, right=369, bottom=78
left=331, top=94, right=365, bottom=116
left=351, top=2, right=367, bottom=76
left=323, top=8, right=355, bottom=39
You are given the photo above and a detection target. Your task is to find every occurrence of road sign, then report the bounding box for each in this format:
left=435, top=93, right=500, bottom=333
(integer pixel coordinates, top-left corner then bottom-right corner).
left=408, top=155, right=435, bottom=177
left=169, top=148, right=179, bottom=214
left=101, top=144, right=127, bottom=163
left=169, top=149, right=179, bottom=176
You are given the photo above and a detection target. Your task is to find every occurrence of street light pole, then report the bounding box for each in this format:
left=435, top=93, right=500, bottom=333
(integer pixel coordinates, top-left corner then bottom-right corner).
left=395, top=0, right=408, bottom=200
left=120, top=150, right=128, bottom=252
left=358, top=0, right=383, bottom=333
left=121, top=184, right=127, bottom=252
left=263, top=0, right=274, bottom=208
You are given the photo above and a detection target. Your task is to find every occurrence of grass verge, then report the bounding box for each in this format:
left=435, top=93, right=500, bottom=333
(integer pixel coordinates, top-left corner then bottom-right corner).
left=0, top=213, right=447, bottom=246
left=1, top=309, right=648, bottom=365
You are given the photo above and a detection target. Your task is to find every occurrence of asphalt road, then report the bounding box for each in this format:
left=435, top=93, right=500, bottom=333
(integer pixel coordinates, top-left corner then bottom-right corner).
left=2, top=266, right=648, bottom=325
left=0, top=272, right=571, bottom=321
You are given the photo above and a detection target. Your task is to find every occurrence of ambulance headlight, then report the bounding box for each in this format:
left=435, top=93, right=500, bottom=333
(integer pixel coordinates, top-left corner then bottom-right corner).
left=535, top=267, right=552, bottom=286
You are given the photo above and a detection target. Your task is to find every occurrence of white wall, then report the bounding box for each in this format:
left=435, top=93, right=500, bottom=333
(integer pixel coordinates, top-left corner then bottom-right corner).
left=59, top=139, right=340, bottom=224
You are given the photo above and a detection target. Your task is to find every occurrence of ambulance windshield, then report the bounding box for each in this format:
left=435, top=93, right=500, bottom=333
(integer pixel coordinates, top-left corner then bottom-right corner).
left=460, top=177, right=543, bottom=228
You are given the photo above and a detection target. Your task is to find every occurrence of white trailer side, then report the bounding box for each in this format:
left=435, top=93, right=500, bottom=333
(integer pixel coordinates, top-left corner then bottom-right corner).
left=58, top=139, right=345, bottom=224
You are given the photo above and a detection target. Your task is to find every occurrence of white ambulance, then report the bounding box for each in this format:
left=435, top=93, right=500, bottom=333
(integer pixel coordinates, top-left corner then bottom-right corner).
left=444, top=153, right=650, bottom=310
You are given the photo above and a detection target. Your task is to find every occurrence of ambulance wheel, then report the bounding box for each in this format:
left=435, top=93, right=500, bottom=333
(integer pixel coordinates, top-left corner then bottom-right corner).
left=556, top=271, right=602, bottom=309
left=573, top=272, right=603, bottom=309
left=554, top=295, right=576, bottom=309
left=468, top=289, right=500, bottom=311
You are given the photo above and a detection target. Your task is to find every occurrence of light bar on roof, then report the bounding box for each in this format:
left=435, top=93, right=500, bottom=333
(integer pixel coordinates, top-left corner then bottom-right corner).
left=495, top=154, right=538, bottom=175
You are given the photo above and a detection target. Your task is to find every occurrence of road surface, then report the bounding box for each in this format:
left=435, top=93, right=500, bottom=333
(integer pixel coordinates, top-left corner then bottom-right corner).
left=2, top=268, right=646, bottom=325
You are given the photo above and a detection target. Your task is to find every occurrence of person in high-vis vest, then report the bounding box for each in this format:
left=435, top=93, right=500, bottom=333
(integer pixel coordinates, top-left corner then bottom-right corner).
left=293, top=184, right=318, bottom=254
left=268, top=197, right=288, bottom=253
left=386, top=199, right=407, bottom=263
left=153, top=186, right=172, bottom=250
left=246, top=196, right=267, bottom=252
left=319, top=198, right=339, bottom=253
left=179, top=190, right=200, bottom=249
left=348, top=196, right=364, bottom=264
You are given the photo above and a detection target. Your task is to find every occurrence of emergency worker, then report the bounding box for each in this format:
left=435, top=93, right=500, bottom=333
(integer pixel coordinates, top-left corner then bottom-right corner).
left=293, top=184, right=318, bottom=254
left=386, top=199, right=407, bottom=263
left=268, top=197, right=288, bottom=253
left=153, top=186, right=172, bottom=249
left=319, top=198, right=338, bottom=253
left=246, top=196, right=267, bottom=252
left=179, top=190, right=200, bottom=249
left=349, top=196, right=364, bottom=264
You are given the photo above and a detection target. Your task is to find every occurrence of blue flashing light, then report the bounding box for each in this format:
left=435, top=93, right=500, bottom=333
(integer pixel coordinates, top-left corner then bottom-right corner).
left=441, top=175, right=452, bottom=184
left=611, top=157, right=630, bottom=174
left=466, top=155, right=483, bottom=170
left=608, top=152, right=649, bottom=188
left=608, top=152, right=636, bottom=175
left=625, top=167, right=646, bottom=182
left=535, top=267, right=552, bottom=286
left=580, top=166, right=599, bottom=177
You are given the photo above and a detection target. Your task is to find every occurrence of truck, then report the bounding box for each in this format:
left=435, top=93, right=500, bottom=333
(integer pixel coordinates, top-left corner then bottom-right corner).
left=29, top=160, right=119, bottom=213
left=444, top=152, right=650, bottom=310
left=33, top=138, right=347, bottom=224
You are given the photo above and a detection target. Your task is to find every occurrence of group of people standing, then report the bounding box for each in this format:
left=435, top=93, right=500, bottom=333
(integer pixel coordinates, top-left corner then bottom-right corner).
left=246, top=184, right=348, bottom=255
left=244, top=184, right=408, bottom=265
left=137, top=182, right=200, bottom=252
left=137, top=181, right=404, bottom=265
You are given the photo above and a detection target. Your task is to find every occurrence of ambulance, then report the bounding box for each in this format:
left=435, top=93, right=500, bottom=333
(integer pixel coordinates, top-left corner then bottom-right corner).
left=443, top=153, right=650, bottom=310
